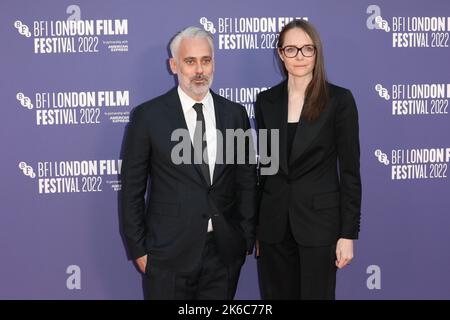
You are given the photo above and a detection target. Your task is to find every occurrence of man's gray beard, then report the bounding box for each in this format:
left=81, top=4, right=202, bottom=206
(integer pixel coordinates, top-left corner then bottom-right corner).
left=189, top=75, right=214, bottom=97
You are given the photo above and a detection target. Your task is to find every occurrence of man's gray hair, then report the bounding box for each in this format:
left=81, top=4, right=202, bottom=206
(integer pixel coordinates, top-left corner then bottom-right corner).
left=170, top=26, right=214, bottom=59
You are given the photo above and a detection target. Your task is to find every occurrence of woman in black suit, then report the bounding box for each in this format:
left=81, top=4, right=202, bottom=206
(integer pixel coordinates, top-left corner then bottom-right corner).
left=255, top=19, right=361, bottom=300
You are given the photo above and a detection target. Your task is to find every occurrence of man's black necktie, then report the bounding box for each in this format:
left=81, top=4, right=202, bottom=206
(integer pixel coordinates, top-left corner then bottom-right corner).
left=192, top=103, right=211, bottom=186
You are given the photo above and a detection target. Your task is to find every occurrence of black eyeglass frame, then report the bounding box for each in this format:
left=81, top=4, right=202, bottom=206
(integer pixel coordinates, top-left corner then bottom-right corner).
left=279, top=45, right=317, bottom=58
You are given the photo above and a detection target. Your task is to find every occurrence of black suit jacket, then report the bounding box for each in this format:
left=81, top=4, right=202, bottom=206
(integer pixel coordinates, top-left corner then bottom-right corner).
left=121, top=87, right=256, bottom=272
left=255, top=81, right=361, bottom=245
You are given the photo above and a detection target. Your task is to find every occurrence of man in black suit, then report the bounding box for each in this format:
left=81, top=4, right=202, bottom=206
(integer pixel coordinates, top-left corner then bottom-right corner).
left=120, top=26, right=256, bottom=300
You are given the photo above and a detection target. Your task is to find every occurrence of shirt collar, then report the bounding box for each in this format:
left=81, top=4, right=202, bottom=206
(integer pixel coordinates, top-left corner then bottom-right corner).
left=177, top=86, right=213, bottom=114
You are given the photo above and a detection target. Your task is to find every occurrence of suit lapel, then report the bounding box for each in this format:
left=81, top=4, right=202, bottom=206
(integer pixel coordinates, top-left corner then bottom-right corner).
left=211, top=91, right=228, bottom=185
left=164, top=87, right=209, bottom=186
left=279, top=83, right=289, bottom=174
left=288, top=95, right=331, bottom=166
left=264, top=81, right=289, bottom=175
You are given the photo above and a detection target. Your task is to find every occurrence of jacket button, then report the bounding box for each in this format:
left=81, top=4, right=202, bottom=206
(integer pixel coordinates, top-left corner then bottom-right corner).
left=202, top=214, right=208, bottom=219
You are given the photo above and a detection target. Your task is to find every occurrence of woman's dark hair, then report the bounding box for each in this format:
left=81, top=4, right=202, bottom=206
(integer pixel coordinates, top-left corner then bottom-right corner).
left=277, top=19, right=328, bottom=121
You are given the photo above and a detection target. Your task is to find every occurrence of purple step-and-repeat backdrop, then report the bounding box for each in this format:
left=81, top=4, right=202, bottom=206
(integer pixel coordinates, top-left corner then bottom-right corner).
left=1, top=0, right=450, bottom=299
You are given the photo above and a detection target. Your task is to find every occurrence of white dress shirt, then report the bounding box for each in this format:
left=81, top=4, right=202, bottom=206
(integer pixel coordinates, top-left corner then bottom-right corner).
left=178, top=86, right=216, bottom=232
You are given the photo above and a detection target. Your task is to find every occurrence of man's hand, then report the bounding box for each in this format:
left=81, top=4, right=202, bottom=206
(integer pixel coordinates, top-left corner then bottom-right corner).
left=255, top=239, right=260, bottom=258
left=135, top=254, right=148, bottom=274
left=335, top=238, right=353, bottom=269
